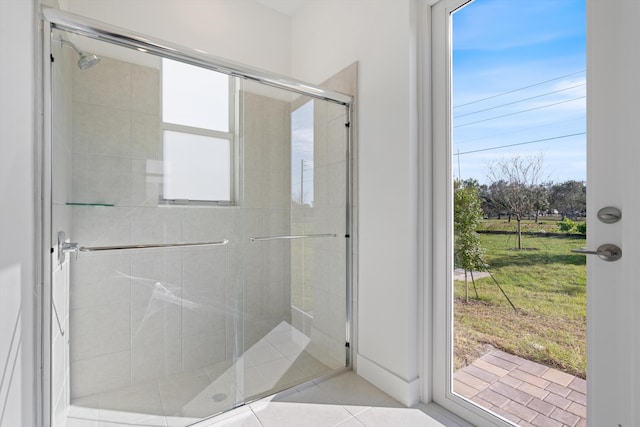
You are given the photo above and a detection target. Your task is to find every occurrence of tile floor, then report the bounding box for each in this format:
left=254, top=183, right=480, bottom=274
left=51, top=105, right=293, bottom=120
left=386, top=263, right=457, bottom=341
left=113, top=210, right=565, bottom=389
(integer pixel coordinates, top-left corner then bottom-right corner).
left=195, top=371, right=471, bottom=427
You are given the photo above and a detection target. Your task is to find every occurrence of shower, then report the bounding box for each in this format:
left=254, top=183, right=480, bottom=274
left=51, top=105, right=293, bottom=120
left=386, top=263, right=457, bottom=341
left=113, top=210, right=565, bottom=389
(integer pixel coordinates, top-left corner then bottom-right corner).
left=45, top=8, right=353, bottom=427
left=60, top=38, right=100, bottom=69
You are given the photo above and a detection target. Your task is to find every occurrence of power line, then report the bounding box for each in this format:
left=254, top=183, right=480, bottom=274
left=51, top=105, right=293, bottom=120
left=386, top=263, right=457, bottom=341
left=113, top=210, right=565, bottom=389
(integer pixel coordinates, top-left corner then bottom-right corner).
left=453, top=83, right=585, bottom=119
left=453, top=70, right=586, bottom=109
left=453, top=132, right=586, bottom=156
left=453, top=96, right=585, bottom=129
left=455, top=116, right=585, bottom=146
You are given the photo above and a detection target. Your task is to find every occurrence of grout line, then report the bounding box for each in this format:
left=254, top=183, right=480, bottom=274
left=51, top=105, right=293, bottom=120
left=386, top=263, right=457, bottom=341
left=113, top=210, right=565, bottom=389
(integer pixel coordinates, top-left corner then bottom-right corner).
left=155, top=378, right=168, bottom=419
left=335, top=412, right=368, bottom=427
left=248, top=404, right=266, bottom=427
left=343, top=404, right=371, bottom=418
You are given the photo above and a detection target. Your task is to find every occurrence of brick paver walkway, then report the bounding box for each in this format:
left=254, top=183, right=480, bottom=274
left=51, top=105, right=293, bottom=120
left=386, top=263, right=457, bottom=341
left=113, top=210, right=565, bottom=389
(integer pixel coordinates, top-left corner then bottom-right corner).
left=454, top=349, right=586, bottom=427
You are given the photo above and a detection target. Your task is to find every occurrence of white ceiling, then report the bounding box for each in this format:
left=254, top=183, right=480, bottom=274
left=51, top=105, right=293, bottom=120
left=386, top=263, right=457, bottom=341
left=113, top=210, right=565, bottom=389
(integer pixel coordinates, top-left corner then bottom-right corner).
left=254, top=0, right=307, bottom=16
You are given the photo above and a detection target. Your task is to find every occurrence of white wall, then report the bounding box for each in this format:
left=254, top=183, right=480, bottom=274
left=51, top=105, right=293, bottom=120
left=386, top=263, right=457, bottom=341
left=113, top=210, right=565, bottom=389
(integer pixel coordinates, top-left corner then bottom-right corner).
left=0, top=1, right=36, bottom=426
left=292, top=0, right=420, bottom=405
left=65, top=0, right=292, bottom=76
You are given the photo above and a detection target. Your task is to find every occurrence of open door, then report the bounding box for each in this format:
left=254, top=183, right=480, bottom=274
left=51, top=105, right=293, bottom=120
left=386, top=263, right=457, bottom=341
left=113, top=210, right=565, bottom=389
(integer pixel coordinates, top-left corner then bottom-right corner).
left=431, top=0, right=640, bottom=425
left=585, top=1, right=640, bottom=425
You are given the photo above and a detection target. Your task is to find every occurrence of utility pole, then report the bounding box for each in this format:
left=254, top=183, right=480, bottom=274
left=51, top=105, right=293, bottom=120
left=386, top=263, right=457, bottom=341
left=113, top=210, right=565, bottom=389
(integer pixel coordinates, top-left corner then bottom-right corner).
left=300, top=159, right=304, bottom=205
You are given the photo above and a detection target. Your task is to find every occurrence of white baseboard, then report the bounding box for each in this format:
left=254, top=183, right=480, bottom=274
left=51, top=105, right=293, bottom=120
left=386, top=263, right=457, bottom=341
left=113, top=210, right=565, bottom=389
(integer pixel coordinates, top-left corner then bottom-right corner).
left=356, top=354, right=420, bottom=407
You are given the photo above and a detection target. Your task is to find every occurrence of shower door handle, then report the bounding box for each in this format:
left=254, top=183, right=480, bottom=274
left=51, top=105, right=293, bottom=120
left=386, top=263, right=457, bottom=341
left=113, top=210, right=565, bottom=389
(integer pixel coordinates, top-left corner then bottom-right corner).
left=249, top=233, right=337, bottom=242
left=57, top=231, right=228, bottom=264
left=57, top=231, right=79, bottom=265
left=60, top=240, right=80, bottom=254
left=78, top=240, right=229, bottom=252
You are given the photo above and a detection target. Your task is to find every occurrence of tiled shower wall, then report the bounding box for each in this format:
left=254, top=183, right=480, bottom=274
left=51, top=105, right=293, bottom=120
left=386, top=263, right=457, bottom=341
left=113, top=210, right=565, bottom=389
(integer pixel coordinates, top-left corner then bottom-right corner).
left=68, top=55, right=291, bottom=398
left=241, top=88, right=292, bottom=350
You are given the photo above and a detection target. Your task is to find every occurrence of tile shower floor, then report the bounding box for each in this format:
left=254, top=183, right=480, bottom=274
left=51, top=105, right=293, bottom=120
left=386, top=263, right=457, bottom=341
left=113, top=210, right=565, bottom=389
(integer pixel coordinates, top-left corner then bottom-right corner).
left=66, top=322, right=338, bottom=427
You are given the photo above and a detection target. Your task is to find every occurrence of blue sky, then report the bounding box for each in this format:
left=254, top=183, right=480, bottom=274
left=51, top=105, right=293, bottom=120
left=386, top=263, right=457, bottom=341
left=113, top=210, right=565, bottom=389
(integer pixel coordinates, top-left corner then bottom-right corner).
left=452, top=0, right=586, bottom=184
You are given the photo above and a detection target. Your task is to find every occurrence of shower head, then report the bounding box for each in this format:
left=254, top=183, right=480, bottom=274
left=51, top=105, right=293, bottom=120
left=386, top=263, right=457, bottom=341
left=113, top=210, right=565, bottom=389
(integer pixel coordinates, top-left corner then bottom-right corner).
left=77, top=51, right=101, bottom=70
left=60, top=39, right=101, bottom=70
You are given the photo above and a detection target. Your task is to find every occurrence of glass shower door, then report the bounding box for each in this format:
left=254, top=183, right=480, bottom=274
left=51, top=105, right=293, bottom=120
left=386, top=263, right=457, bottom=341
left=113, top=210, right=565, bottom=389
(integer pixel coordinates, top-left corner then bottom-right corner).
left=49, top=23, right=350, bottom=427
left=239, top=81, right=349, bottom=402
left=49, top=29, right=244, bottom=426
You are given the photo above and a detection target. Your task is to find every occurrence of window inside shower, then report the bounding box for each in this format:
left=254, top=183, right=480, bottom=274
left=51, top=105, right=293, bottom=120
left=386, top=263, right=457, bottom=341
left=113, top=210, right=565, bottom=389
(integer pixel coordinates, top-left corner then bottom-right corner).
left=161, top=58, right=234, bottom=204
left=48, top=26, right=351, bottom=427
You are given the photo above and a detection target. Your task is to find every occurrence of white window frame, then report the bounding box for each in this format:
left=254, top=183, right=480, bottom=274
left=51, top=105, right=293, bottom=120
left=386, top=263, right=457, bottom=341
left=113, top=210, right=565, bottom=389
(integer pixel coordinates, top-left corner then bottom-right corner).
left=427, top=1, right=516, bottom=425
left=159, top=59, right=237, bottom=205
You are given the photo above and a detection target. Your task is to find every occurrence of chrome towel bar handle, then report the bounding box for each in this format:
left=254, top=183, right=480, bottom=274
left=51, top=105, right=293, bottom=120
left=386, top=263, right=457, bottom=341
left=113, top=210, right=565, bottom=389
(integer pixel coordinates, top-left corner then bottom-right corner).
left=78, top=240, right=229, bottom=252
left=249, top=233, right=337, bottom=242
left=57, top=231, right=228, bottom=265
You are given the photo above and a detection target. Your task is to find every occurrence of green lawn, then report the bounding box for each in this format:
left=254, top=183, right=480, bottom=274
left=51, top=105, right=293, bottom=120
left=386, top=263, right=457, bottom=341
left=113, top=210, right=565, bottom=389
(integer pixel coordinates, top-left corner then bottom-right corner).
left=477, top=218, right=586, bottom=234
left=454, top=231, right=587, bottom=378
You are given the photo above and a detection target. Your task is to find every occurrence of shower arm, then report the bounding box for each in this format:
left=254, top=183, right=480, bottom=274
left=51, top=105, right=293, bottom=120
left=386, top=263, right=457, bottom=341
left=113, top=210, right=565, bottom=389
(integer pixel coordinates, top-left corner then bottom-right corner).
left=59, top=38, right=82, bottom=55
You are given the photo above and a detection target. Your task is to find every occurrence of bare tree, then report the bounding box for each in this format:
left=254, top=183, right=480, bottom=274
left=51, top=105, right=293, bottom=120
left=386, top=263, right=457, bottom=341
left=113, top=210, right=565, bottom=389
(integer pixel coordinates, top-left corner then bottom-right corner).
left=487, top=154, right=545, bottom=250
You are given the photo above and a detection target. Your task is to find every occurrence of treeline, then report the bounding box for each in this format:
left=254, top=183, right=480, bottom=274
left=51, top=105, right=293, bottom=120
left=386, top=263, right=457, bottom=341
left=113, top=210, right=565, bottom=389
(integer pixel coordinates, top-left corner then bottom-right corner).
left=460, top=178, right=586, bottom=222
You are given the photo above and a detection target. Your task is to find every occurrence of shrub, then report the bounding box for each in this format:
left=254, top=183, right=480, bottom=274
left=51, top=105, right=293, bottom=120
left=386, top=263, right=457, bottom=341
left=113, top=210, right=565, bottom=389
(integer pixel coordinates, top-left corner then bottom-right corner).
left=558, top=217, right=577, bottom=232
left=576, top=222, right=587, bottom=234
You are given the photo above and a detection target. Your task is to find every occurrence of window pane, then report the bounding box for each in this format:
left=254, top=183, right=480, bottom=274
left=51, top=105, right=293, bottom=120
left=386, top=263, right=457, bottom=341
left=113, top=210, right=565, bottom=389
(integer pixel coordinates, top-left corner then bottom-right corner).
left=291, top=101, right=314, bottom=206
left=163, top=130, right=231, bottom=201
left=162, top=58, right=229, bottom=131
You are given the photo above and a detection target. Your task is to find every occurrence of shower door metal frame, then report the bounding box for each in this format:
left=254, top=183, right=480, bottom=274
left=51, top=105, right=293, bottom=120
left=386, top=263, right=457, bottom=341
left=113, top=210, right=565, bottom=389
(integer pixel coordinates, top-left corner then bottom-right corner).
left=41, top=7, right=352, bottom=106
left=38, top=7, right=354, bottom=427
left=39, top=18, right=54, bottom=427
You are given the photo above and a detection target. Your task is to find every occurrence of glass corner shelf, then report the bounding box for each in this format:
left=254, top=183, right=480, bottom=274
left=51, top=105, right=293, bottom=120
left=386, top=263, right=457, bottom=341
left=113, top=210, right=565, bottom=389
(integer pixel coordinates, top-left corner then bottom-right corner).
left=66, top=202, right=115, bottom=207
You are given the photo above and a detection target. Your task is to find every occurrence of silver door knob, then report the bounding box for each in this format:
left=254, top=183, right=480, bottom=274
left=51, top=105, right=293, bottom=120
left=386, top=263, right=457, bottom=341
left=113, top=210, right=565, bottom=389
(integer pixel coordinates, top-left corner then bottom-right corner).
left=571, top=243, right=622, bottom=261
left=597, top=207, right=622, bottom=224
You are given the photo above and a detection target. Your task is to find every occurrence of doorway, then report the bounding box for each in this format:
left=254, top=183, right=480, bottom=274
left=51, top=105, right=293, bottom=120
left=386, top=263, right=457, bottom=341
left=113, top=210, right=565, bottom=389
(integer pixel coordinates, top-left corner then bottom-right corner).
left=430, top=1, right=590, bottom=425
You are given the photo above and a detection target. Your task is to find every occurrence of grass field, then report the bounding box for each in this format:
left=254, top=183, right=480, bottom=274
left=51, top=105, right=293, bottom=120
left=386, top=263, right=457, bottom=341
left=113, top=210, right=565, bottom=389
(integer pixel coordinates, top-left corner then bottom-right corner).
left=454, top=230, right=587, bottom=378
left=477, top=217, right=586, bottom=234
